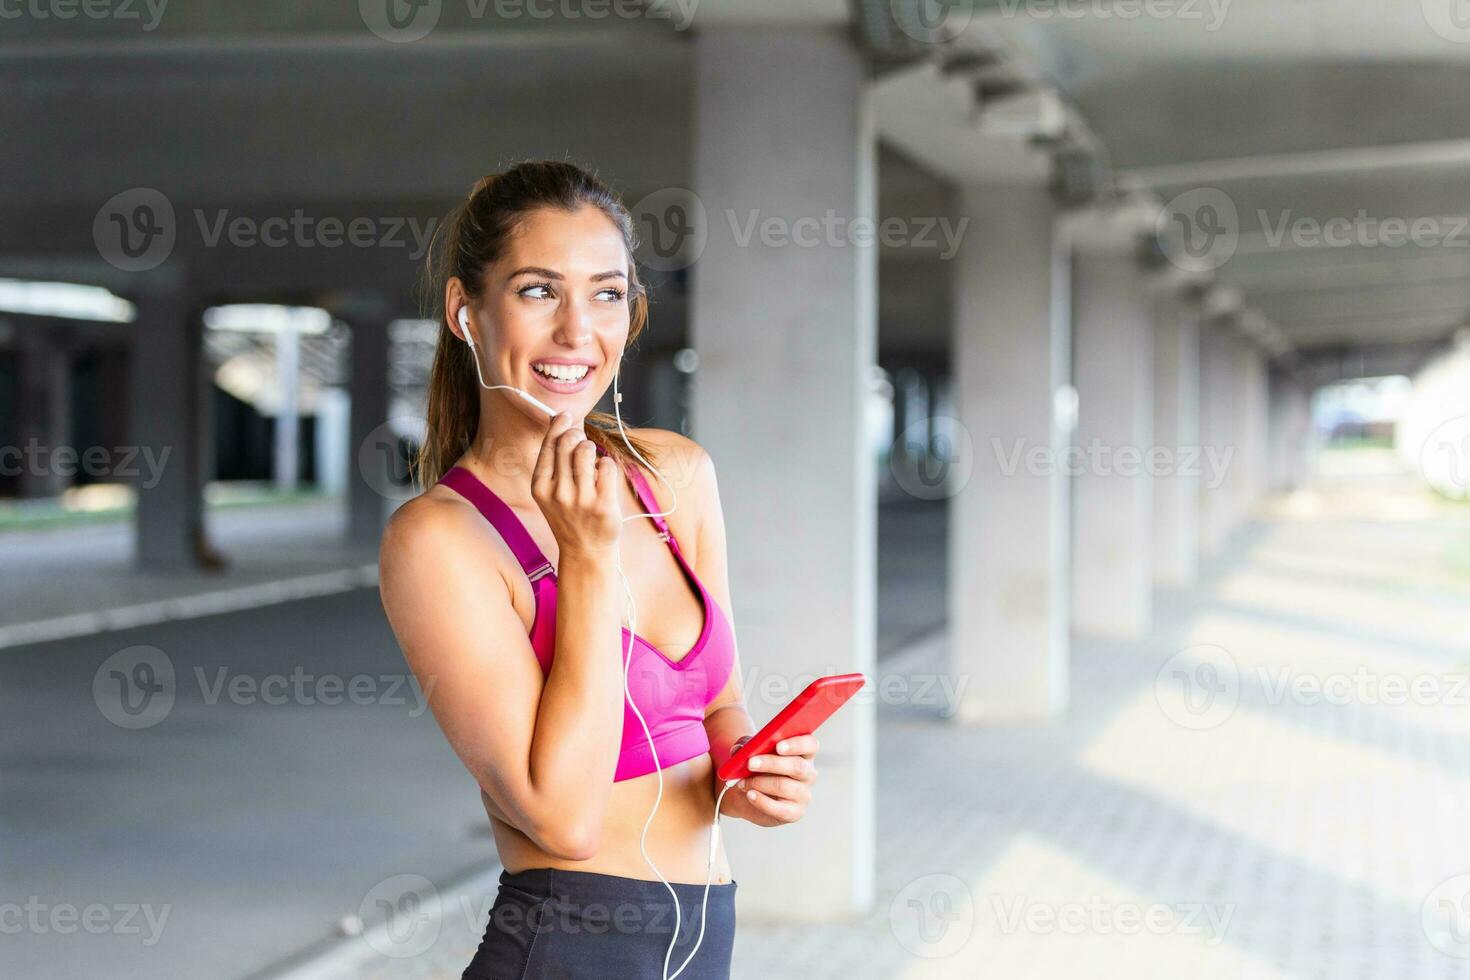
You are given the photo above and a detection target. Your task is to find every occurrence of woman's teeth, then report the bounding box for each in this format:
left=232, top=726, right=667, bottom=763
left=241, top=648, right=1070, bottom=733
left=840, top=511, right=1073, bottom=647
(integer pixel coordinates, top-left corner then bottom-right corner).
left=532, top=363, right=590, bottom=382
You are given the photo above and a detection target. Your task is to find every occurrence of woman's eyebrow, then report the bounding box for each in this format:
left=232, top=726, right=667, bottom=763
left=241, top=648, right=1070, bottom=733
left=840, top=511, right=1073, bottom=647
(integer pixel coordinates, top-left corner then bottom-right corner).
left=506, top=266, right=628, bottom=282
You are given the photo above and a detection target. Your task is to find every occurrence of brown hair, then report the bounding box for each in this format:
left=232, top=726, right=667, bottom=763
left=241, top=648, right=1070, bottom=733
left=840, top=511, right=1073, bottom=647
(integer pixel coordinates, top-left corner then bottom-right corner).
left=413, top=160, right=659, bottom=489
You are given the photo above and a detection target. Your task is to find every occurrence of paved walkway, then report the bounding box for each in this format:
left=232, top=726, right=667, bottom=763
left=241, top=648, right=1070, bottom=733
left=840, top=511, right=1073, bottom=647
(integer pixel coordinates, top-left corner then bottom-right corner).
left=274, top=451, right=1470, bottom=979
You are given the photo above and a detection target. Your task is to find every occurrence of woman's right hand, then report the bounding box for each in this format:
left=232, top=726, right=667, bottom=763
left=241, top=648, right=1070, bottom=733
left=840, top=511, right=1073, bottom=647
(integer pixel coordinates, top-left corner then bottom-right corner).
left=531, top=412, right=623, bottom=559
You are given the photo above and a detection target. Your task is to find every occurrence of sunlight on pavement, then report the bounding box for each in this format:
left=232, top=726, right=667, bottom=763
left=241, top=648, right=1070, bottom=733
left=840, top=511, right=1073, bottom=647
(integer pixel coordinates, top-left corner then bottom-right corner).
left=897, top=833, right=1291, bottom=980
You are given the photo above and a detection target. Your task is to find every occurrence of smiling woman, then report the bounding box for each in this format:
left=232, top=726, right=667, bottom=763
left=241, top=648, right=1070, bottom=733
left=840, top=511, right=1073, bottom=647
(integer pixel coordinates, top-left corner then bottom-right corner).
left=376, top=161, right=823, bottom=980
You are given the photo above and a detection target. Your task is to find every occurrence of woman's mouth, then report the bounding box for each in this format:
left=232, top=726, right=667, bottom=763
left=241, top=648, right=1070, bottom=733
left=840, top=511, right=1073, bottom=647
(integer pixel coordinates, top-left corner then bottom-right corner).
left=529, top=361, right=594, bottom=394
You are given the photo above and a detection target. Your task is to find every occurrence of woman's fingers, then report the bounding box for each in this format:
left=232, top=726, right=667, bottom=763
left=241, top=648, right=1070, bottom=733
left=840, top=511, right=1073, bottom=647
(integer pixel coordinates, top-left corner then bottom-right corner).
left=774, top=734, right=819, bottom=758
left=745, top=753, right=816, bottom=781
left=553, top=425, right=586, bottom=502
left=572, top=439, right=598, bottom=505
left=532, top=412, right=574, bottom=494
left=740, top=787, right=804, bottom=822
left=741, top=774, right=811, bottom=804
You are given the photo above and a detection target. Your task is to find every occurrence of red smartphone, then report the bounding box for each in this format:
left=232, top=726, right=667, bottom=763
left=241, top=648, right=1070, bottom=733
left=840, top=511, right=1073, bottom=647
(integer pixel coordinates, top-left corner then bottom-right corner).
left=716, top=672, right=867, bottom=783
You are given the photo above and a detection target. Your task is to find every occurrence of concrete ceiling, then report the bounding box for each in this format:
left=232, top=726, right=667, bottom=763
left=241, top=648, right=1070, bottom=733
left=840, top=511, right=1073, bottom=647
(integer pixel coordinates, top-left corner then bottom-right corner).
left=973, top=0, right=1470, bottom=352
left=9, top=0, right=1466, bottom=359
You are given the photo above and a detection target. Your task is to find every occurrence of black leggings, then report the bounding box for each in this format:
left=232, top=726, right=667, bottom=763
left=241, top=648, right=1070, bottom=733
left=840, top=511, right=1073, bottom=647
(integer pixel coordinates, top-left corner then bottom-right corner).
left=462, top=866, right=738, bottom=980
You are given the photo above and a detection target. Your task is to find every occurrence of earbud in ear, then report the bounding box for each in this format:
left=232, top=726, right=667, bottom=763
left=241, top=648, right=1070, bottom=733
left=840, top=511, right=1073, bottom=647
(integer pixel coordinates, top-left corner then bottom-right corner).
left=457, top=306, right=470, bottom=334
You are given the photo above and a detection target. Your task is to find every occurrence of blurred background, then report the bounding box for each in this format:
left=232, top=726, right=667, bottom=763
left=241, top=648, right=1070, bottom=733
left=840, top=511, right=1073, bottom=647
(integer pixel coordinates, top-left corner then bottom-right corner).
left=5, top=2, right=1470, bottom=978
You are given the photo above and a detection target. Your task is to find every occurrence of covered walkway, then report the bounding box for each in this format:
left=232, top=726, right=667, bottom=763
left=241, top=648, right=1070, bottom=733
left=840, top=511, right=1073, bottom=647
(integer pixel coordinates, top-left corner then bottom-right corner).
left=317, top=449, right=1470, bottom=979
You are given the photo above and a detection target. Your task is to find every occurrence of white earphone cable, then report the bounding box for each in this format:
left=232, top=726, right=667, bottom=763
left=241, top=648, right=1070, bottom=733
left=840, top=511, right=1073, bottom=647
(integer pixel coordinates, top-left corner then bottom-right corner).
left=461, top=310, right=728, bottom=979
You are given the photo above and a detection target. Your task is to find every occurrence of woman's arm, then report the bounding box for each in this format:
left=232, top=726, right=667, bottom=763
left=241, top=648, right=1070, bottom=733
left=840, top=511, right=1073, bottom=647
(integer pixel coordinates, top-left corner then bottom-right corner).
left=378, top=424, right=627, bottom=859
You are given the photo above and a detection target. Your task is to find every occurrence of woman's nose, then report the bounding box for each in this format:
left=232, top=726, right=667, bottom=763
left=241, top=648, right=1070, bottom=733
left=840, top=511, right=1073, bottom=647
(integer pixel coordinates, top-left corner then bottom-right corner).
left=554, top=303, right=594, bottom=347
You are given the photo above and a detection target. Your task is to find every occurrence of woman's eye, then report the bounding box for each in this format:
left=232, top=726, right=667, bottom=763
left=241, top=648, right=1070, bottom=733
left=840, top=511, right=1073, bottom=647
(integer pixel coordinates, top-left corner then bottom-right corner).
left=519, top=283, right=553, bottom=299
left=597, top=287, right=627, bottom=302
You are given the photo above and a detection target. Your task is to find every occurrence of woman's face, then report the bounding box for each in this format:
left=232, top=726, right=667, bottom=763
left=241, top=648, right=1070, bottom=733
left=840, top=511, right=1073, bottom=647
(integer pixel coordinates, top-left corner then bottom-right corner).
left=470, top=205, right=632, bottom=421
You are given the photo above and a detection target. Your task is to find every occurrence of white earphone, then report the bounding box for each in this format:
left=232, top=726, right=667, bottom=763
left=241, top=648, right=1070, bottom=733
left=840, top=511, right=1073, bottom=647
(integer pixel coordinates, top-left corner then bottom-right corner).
left=456, top=303, right=736, bottom=979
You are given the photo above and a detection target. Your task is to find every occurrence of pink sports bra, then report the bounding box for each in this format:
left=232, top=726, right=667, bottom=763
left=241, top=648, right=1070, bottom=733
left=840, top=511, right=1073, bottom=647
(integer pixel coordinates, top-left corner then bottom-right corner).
left=438, top=445, right=736, bottom=782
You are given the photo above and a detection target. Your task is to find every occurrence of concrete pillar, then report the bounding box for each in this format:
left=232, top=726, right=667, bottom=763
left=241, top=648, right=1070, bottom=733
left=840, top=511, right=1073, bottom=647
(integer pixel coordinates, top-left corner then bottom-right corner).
left=128, top=281, right=210, bottom=570
left=950, top=180, right=1069, bottom=723
left=690, top=26, right=875, bottom=921
left=341, top=297, right=392, bottom=547
left=1228, top=335, right=1269, bottom=521
left=16, top=323, right=71, bottom=498
left=1070, top=236, right=1154, bottom=638
left=1150, top=286, right=1201, bottom=588
left=274, top=309, right=301, bottom=493
left=1197, top=321, right=1237, bottom=557
left=1267, top=369, right=1312, bottom=492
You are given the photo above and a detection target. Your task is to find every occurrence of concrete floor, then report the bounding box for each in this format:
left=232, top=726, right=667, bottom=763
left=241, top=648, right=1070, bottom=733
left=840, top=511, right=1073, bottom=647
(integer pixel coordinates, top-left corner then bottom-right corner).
left=0, top=495, right=947, bottom=979
left=315, top=451, right=1470, bottom=980
left=8, top=453, right=1469, bottom=979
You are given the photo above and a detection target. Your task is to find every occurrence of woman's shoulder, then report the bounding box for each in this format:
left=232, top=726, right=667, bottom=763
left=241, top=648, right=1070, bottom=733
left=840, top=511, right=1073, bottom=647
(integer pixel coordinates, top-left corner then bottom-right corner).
left=619, top=426, right=715, bottom=491
left=379, top=478, right=511, bottom=583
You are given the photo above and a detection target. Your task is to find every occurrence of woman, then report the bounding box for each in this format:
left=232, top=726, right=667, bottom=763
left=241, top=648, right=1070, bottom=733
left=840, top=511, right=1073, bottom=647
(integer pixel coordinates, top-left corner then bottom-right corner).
left=378, top=161, right=822, bottom=979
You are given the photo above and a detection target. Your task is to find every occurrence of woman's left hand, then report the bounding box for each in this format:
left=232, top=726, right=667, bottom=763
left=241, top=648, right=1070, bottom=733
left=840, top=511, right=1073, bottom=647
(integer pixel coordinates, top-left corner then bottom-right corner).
left=722, top=734, right=819, bottom=827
